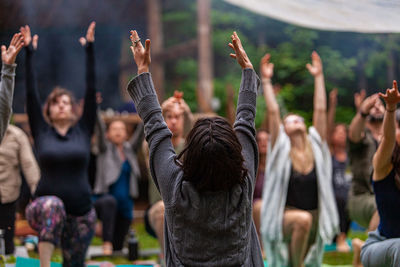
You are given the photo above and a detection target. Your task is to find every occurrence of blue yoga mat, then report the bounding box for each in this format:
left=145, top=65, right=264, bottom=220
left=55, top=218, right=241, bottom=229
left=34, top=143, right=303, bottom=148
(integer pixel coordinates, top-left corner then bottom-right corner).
left=15, top=257, right=152, bottom=267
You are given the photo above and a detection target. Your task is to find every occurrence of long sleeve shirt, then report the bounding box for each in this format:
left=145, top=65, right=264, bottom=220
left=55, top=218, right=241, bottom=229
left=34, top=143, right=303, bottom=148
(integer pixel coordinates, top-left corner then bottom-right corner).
left=0, top=63, right=16, bottom=143
left=0, top=124, right=40, bottom=203
left=127, top=68, right=263, bottom=267
left=25, top=43, right=96, bottom=216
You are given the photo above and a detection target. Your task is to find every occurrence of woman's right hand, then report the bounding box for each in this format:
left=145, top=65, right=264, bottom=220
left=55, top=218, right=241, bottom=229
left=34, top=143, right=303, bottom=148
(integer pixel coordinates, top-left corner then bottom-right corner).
left=20, top=25, right=38, bottom=50
left=129, top=30, right=151, bottom=74
left=359, top=93, right=379, bottom=115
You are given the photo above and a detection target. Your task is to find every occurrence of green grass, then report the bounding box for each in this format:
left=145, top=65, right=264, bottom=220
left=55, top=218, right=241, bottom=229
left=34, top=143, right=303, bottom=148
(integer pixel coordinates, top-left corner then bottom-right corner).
left=10, top=225, right=369, bottom=265
left=23, top=222, right=160, bottom=264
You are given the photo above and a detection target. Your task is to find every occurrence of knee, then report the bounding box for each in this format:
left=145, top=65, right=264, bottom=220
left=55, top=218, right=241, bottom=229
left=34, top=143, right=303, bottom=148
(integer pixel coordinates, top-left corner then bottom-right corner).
left=100, top=195, right=117, bottom=210
left=293, top=211, right=313, bottom=232
left=28, top=196, right=66, bottom=217
left=149, top=201, right=165, bottom=225
left=253, top=200, right=262, bottom=214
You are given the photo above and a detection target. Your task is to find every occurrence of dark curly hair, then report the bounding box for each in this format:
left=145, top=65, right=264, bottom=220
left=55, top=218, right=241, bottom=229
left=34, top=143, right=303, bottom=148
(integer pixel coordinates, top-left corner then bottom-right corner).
left=175, top=116, right=248, bottom=192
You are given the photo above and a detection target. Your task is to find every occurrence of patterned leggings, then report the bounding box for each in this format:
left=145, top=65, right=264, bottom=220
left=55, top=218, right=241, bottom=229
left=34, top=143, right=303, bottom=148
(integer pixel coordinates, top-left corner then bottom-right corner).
left=26, top=196, right=96, bottom=267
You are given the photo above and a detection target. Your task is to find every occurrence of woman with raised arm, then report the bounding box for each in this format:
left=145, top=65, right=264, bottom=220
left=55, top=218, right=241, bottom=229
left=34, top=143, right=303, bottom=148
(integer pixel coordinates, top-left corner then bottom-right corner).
left=0, top=32, right=24, bottom=143
left=260, top=53, right=339, bottom=267
left=360, top=81, right=400, bottom=267
left=127, top=30, right=263, bottom=266
left=21, top=23, right=97, bottom=267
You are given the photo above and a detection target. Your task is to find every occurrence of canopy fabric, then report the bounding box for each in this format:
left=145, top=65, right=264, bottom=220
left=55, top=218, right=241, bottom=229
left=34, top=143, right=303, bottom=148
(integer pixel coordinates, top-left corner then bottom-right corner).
left=223, top=0, right=400, bottom=33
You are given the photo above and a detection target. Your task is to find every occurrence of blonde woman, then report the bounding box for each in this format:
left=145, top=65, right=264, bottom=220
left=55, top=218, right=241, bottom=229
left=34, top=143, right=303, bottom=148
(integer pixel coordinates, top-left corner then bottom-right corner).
left=260, top=52, right=339, bottom=267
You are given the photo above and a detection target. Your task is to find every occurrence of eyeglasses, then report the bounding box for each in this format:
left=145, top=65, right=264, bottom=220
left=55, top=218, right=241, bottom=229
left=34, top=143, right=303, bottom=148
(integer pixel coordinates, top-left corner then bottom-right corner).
left=284, top=116, right=304, bottom=124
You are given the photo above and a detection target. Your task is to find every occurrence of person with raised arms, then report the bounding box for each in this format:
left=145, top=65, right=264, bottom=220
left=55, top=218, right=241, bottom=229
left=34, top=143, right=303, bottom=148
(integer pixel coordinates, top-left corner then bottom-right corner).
left=22, top=23, right=97, bottom=267
left=0, top=33, right=24, bottom=143
left=360, top=81, right=400, bottom=267
left=260, top=52, right=338, bottom=267
left=126, top=30, right=263, bottom=266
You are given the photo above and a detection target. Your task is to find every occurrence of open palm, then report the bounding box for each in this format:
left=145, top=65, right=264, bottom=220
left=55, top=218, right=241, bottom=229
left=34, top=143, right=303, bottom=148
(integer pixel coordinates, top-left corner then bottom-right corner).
left=306, top=51, right=323, bottom=77
left=260, top=53, right=274, bottom=79
left=1, top=33, right=24, bottom=65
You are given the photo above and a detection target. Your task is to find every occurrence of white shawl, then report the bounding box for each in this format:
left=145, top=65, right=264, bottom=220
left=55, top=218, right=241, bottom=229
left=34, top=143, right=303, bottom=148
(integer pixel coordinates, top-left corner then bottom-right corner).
left=260, top=125, right=339, bottom=267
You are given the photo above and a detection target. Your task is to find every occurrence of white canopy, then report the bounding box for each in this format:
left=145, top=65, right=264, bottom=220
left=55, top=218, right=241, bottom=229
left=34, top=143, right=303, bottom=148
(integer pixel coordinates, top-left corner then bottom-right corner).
left=223, top=0, right=400, bottom=33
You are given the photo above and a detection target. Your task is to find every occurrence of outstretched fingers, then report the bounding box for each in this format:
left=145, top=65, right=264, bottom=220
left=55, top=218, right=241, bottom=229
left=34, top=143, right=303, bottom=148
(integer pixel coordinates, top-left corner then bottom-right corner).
left=86, top=21, right=96, bottom=42
left=144, top=39, right=151, bottom=55
left=14, top=34, right=24, bottom=53
left=10, top=33, right=19, bottom=46
left=32, top=35, right=38, bottom=50
left=130, top=30, right=143, bottom=50
left=261, top=53, right=271, bottom=65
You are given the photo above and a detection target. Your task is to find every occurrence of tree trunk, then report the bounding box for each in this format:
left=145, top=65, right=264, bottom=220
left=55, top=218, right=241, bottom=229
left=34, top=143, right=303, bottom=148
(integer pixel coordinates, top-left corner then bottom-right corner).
left=197, top=0, right=213, bottom=113
left=147, top=0, right=165, bottom=102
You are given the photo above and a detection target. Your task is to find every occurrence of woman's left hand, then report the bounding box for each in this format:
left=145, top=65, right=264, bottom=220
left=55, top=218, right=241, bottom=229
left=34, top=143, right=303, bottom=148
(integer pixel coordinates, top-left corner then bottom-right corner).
left=228, top=31, right=253, bottom=69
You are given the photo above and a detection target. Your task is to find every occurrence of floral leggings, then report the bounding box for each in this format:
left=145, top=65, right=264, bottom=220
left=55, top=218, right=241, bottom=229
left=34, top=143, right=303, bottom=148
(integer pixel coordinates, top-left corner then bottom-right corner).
left=26, top=196, right=96, bottom=267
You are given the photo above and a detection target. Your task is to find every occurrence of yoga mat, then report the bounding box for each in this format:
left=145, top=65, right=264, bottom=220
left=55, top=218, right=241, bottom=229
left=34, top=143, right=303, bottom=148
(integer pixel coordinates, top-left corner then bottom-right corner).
left=16, top=257, right=62, bottom=267
left=16, top=258, right=153, bottom=267
left=264, top=260, right=352, bottom=267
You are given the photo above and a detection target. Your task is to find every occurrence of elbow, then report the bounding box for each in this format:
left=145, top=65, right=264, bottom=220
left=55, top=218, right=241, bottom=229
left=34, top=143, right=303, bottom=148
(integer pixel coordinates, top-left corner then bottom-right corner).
left=267, top=104, right=280, bottom=114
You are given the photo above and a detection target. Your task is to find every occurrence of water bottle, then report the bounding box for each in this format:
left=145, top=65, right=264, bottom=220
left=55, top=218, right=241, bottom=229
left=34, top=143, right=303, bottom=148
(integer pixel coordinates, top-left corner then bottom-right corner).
left=127, top=229, right=139, bottom=261
left=0, top=229, right=5, bottom=255
left=0, top=229, right=5, bottom=267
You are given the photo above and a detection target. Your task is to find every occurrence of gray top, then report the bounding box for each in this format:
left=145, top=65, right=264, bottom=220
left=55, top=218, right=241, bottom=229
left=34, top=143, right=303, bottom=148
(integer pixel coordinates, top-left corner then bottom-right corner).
left=93, top=111, right=145, bottom=198
left=348, top=128, right=377, bottom=195
left=0, top=63, right=16, bottom=143
left=127, top=69, right=263, bottom=267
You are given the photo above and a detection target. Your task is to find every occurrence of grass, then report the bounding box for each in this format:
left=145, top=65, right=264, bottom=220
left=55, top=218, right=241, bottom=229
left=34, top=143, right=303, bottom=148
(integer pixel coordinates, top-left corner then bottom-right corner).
left=21, top=222, right=160, bottom=264
left=10, top=225, right=369, bottom=265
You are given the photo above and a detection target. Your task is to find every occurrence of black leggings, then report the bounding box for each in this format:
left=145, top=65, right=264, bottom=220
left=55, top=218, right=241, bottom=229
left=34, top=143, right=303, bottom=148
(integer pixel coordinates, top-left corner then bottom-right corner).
left=0, top=201, right=16, bottom=255
left=94, top=194, right=131, bottom=250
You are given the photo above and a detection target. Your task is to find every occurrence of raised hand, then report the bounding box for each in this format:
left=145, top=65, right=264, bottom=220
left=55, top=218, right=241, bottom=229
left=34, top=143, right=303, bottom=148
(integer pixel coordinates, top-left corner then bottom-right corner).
left=306, top=51, right=323, bottom=77
left=359, top=93, right=380, bottom=115
left=20, top=25, right=38, bottom=50
left=228, top=31, right=253, bottom=69
left=329, top=88, right=338, bottom=106
left=354, top=89, right=366, bottom=111
left=260, top=53, right=274, bottom=80
left=129, top=30, right=151, bottom=74
left=1, top=33, right=24, bottom=65
left=379, top=81, right=400, bottom=109
left=79, top=21, right=96, bottom=46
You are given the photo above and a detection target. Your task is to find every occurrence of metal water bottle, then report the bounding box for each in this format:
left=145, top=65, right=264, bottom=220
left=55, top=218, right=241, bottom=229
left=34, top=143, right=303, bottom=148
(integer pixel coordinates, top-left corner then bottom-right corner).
left=127, top=229, right=139, bottom=261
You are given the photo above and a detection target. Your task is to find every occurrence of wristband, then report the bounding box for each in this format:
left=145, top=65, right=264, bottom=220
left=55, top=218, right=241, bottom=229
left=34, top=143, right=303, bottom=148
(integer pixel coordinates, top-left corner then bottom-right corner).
left=386, top=107, right=396, bottom=112
left=360, top=110, right=369, bottom=118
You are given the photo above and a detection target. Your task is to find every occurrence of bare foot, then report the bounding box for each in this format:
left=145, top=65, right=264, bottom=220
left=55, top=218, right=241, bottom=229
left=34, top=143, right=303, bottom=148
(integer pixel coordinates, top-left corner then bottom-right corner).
left=352, top=238, right=364, bottom=267
left=102, top=241, right=113, bottom=256
left=336, top=232, right=350, bottom=252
